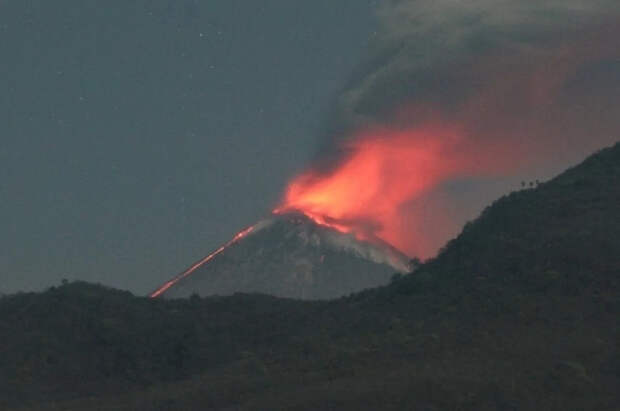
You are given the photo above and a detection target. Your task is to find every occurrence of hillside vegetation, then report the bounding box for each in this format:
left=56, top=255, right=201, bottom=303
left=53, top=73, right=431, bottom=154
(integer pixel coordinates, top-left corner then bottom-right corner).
left=1, top=142, right=619, bottom=410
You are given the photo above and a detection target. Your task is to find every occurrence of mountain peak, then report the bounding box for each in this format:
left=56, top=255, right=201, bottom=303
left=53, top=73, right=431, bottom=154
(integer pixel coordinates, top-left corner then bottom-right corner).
left=153, top=212, right=409, bottom=300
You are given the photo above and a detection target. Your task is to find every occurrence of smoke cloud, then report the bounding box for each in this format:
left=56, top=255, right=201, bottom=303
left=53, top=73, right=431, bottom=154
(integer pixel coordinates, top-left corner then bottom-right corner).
left=332, top=0, right=620, bottom=134
left=281, top=0, right=620, bottom=259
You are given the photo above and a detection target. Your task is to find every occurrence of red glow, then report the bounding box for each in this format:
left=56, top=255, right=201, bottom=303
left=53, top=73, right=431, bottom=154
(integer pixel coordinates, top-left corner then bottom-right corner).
left=150, top=225, right=255, bottom=298
left=275, top=124, right=506, bottom=258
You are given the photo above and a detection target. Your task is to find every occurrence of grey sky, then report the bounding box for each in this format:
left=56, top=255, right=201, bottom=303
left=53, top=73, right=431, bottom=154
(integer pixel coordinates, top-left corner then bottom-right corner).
left=0, top=0, right=377, bottom=294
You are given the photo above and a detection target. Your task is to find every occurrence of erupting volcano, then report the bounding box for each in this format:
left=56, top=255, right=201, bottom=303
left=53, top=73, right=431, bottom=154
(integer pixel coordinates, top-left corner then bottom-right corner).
left=148, top=0, right=620, bottom=301
left=274, top=123, right=509, bottom=258
left=151, top=122, right=515, bottom=300
left=150, top=212, right=409, bottom=300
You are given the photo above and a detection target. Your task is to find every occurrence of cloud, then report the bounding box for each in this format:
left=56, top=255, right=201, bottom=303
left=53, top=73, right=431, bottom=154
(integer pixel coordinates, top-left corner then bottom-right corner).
left=292, top=0, right=620, bottom=258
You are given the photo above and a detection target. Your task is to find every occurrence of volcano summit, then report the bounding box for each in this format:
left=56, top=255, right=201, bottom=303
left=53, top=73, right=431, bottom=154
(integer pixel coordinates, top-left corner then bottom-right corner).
left=151, top=213, right=410, bottom=300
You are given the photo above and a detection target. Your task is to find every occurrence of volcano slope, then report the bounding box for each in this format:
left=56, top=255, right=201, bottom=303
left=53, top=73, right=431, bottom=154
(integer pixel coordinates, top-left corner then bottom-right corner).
left=1, top=142, right=619, bottom=410
left=153, top=212, right=409, bottom=300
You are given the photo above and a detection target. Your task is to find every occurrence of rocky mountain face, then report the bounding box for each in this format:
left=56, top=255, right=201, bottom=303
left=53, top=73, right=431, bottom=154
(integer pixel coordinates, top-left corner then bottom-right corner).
left=156, top=213, right=410, bottom=300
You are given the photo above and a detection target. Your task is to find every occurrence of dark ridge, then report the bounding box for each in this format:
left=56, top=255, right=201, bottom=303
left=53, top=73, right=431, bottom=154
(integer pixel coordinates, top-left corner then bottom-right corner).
left=393, top=141, right=620, bottom=293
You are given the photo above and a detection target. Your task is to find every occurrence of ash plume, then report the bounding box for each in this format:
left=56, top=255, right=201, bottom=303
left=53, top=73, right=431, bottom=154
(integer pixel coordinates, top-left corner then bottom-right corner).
left=282, top=0, right=620, bottom=259
left=331, top=0, right=620, bottom=135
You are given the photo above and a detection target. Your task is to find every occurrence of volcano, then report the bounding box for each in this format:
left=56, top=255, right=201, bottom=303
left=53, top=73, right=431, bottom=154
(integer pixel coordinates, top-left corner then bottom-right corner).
left=151, top=213, right=410, bottom=300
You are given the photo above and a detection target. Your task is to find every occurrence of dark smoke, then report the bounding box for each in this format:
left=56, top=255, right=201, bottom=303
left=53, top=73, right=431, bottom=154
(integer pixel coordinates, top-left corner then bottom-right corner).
left=303, top=0, right=620, bottom=258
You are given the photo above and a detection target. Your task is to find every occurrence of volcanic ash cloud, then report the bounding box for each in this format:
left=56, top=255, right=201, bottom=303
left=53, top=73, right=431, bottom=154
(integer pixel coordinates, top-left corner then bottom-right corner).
left=278, top=0, right=620, bottom=259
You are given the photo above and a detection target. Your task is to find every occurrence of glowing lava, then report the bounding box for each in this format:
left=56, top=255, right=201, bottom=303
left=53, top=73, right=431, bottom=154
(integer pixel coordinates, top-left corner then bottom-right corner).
left=274, top=124, right=496, bottom=258
left=150, top=225, right=256, bottom=298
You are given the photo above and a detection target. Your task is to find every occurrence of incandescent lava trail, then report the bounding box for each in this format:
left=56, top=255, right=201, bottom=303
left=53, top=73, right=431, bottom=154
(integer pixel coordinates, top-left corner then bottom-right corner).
left=150, top=225, right=256, bottom=298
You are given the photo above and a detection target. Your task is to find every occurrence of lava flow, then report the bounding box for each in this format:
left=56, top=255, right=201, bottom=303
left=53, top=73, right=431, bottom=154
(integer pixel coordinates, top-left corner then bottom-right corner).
left=274, top=124, right=496, bottom=258
left=150, top=225, right=256, bottom=298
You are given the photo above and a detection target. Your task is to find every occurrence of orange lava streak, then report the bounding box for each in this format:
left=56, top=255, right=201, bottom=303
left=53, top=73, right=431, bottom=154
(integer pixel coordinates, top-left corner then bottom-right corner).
left=275, top=125, right=474, bottom=257
left=149, top=225, right=255, bottom=298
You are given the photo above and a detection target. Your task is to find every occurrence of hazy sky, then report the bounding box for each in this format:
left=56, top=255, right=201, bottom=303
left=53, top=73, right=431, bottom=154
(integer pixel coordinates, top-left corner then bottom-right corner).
left=0, top=0, right=377, bottom=293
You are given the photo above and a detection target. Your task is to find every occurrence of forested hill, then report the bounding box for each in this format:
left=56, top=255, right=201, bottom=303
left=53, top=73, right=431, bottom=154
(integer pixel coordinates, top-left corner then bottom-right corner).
left=1, top=142, right=619, bottom=410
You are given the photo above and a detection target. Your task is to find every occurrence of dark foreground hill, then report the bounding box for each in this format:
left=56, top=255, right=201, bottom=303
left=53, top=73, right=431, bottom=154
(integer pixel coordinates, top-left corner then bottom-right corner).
left=1, top=142, right=619, bottom=410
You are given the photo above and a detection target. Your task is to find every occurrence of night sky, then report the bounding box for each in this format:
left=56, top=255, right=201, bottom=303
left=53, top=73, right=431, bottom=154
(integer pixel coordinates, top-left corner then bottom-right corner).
left=0, top=0, right=377, bottom=293
left=2, top=0, right=619, bottom=295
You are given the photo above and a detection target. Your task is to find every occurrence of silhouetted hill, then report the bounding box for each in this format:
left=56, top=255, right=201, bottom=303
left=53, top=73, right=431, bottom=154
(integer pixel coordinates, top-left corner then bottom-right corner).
left=1, top=142, right=619, bottom=410
left=385, top=141, right=620, bottom=303
left=426, top=141, right=619, bottom=287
